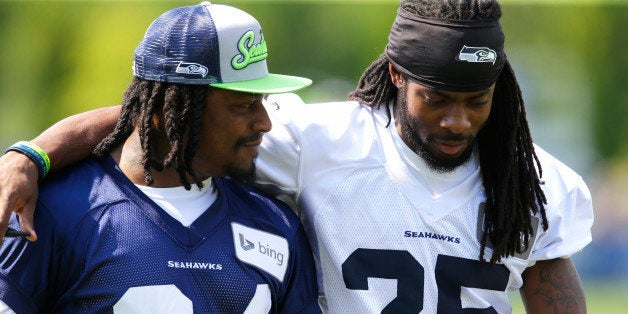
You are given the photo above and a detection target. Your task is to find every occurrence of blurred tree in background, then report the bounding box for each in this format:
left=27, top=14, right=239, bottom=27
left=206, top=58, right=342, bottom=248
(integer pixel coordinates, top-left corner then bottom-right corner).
left=0, top=0, right=625, bottom=163
left=0, top=0, right=627, bottom=303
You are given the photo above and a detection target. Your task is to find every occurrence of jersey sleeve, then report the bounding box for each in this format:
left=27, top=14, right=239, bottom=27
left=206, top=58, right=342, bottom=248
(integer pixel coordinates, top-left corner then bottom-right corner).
left=256, top=93, right=307, bottom=210
left=278, top=223, right=321, bottom=313
left=529, top=173, right=594, bottom=261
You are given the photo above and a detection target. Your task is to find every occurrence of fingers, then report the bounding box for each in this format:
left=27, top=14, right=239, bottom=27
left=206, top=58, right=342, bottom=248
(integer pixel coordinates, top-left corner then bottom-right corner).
left=0, top=200, right=11, bottom=246
left=0, top=193, right=25, bottom=244
left=0, top=178, right=20, bottom=245
left=0, top=151, right=40, bottom=244
left=18, top=199, right=37, bottom=242
left=0, top=194, right=36, bottom=243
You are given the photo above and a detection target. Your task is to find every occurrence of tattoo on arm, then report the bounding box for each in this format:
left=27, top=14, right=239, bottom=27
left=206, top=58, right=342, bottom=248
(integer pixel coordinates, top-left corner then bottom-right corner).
left=529, top=259, right=586, bottom=314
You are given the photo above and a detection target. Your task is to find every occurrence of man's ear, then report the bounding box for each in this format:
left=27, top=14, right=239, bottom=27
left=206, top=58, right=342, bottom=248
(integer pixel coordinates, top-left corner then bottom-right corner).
left=388, top=62, right=404, bottom=88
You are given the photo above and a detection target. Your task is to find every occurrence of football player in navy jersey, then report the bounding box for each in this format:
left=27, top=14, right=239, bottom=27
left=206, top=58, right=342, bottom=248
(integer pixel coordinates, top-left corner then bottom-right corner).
left=0, top=0, right=594, bottom=313
left=0, top=2, right=319, bottom=313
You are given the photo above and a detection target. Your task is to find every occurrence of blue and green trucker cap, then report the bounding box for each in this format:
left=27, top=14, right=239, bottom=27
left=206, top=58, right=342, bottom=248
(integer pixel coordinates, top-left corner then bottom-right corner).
left=133, top=2, right=312, bottom=94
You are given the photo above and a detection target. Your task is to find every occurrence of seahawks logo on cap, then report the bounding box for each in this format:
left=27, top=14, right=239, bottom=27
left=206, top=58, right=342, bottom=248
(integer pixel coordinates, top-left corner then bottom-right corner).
left=456, top=46, right=497, bottom=65
left=175, top=62, right=208, bottom=77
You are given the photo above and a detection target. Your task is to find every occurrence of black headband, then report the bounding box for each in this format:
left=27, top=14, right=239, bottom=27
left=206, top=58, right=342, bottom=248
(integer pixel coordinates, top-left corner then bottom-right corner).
left=385, top=8, right=506, bottom=92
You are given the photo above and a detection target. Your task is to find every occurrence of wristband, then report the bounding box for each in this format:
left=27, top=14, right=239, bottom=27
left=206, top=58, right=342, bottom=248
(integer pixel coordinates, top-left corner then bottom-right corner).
left=4, top=141, right=51, bottom=180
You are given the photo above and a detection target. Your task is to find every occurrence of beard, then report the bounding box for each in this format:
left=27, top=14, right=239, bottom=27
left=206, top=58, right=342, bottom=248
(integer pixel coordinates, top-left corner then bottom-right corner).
left=224, top=157, right=257, bottom=185
left=225, top=133, right=263, bottom=185
left=396, top=85, right=474, bottom=173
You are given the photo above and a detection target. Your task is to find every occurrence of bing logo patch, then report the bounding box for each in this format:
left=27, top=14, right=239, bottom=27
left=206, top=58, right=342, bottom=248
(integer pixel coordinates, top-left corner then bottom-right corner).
left=232, top=222, right=289, bottom=282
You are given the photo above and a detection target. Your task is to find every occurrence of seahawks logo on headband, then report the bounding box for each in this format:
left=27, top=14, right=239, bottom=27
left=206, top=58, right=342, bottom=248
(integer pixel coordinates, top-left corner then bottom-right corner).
left=456, top=46, right=497, bottom=65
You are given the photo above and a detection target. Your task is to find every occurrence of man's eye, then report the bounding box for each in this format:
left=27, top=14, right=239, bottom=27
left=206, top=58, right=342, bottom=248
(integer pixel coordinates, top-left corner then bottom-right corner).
left=470, top=100, right=488, bottom=107
left=241, top=101, right=255, bottom=109
left=424, top=97, right=444, bottom=105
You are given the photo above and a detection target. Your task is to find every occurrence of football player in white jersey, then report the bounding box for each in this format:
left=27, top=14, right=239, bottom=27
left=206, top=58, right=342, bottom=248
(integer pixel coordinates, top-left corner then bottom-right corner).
left=0, top=0, right=593, bottom=313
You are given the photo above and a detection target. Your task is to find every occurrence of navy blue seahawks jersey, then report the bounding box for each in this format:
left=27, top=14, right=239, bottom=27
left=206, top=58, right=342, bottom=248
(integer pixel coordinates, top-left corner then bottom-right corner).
left=0, top=156, right=320, bottom=313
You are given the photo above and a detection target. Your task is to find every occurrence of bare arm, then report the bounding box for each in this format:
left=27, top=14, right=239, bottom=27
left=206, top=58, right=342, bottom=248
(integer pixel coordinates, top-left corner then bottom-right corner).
left=520, top=257, right=587, bottom=314
left=0, top=105, right=121, bottom=242
left=32, top=106, right=122, bottom=169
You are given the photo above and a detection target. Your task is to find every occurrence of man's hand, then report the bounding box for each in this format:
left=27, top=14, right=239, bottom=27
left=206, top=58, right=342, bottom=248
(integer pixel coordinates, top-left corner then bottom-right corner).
left=0, top=151, right=40, bottom=244
left=520, top=257, right=586, bottom=314
left=0, top=106, right=122, bottom=246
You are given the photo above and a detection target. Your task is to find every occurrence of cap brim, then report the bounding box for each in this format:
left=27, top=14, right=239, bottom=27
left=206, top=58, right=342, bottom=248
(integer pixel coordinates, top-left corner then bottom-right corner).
left=209, top=73, right=312, bottom=94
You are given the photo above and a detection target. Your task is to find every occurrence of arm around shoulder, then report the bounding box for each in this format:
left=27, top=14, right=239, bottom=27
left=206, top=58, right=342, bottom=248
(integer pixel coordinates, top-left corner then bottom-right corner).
left=0, top=105, right=121, bottom=242
left=32, top=105, right=121, bottom=169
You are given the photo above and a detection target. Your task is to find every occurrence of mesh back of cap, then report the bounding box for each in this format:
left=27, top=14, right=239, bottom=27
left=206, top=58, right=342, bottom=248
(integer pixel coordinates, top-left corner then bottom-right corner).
left=134, top=4, right=221, bottom=84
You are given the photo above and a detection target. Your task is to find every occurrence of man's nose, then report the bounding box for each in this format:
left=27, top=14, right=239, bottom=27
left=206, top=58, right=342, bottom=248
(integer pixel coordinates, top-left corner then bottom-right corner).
left=252, top=102, right=272, bottom=133
left=440, top=105, right=471, bottom=134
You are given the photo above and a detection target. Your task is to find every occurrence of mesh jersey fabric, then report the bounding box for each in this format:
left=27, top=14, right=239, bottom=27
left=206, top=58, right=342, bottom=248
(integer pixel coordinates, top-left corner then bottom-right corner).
left=256, top=93, right=594, bottom=313
left=0, top=155, right=320, bottom=313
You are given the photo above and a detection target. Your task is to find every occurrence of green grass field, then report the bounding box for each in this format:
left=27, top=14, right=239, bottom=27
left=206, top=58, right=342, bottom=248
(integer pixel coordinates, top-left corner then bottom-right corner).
left=509, top=282, right=628, bottom=313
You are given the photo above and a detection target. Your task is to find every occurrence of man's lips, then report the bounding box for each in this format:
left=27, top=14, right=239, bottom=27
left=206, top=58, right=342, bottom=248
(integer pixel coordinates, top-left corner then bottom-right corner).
left=243, top=140, right=262, bottom=147
left=236, top=133, right=264, bottom=149
left=435, top=139, right=468, bottom=155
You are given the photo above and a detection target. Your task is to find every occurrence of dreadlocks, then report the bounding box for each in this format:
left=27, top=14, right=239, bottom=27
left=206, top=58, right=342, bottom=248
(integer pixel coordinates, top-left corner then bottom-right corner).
left=93, top=77, right=208, bottom=190
left=349, top=0, right=548, bottom=263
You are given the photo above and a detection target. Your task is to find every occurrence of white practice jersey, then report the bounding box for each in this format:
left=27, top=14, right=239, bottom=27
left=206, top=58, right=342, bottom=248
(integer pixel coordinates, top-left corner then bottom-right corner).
left=257, top=94, right=594, bottom=313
